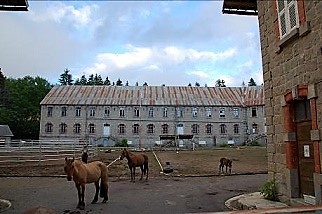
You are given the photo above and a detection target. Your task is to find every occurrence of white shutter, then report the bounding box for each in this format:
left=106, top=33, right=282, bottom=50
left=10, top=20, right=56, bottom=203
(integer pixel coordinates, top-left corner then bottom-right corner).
left=276, top=0, right=299, bottom=39
left=277, top=0, right=287, bottom=38
left=287, top=0, right=299, bottom=30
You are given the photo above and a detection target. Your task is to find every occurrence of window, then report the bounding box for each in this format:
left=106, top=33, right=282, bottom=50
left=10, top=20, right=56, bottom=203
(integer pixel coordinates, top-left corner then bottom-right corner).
left=163, top=107, right=168, bottom=118
left=233, top=108, right=239, bottom=118
left=75, top=107, right=81, bottom=117
left=133, top=124, right=140, bottom=134
left=119, top=124, right=126, bottom=135
left=276, top=0, right=299, bottom=39
left=61, top=107, right=67, bottom=117
left=162, top=124, right=169, bottom=134
left=205, top=107, right=212, bottom=118
left=192, top=107, right=198, bottom=117
left=206, top=124, right=212, bottom=134
left=252, top=123, right=258, bottom=134
left=252, top=107, right=257, bottom=117
left=220, top=124, right=227, bottom=134
left=74, top=123, right=81, bottom=134
left=45, top=123, right=53, bottom=133
left=59, top=123, right=67, bottom=134
left=147, top=124, right=154, bottom=134
left=119, top=107, right=125, bottom=117
left=90, top=107, right=95, bottom=117
left=176, top=107, right=183, bottom=118
left=148, top=107, right=154, bottom=118
left=104, top=107, right=110, bottom=117
left=47, top=107, right=53, bottom=117
left=89, top=123, right=95, bottom=134
left=234, top=124, right=239, bottom=134
left=219, top=108, right=225, bottom=118
left=134, top=107, right=140, bottom=117
left=191, top=124, right=199, bottom=134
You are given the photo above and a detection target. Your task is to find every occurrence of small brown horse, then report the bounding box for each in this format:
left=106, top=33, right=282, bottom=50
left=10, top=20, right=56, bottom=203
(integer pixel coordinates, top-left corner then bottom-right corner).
left=120, top=148, right=149, bottom=182
left=64, top=157, right=109, bottom=210
left=219, top=157, right=232, bottom=174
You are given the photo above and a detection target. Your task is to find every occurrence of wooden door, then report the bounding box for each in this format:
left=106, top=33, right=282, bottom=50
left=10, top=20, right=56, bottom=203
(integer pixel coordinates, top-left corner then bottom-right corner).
left=295, top=99, right=314, bottom=196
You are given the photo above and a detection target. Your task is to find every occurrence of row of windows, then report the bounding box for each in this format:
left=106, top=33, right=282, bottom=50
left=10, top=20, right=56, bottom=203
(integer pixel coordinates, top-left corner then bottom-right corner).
left=44, top=122, right=259, bottom=135
left=46, top=106, right=259, bottom=119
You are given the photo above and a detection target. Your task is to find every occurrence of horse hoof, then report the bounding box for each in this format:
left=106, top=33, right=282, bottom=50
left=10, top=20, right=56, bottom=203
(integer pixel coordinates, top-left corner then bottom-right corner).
left=77, top=205, right=85, bottom=210
left=102, top=199, right=108, bottom=203
left=92, top=200, right=97, bottom=204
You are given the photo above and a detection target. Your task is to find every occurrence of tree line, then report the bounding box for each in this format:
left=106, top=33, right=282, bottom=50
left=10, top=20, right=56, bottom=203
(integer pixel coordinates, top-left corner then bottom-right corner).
left=60, top=68, right=257, bottom=87
left=0, top=68, right=257, bottom=140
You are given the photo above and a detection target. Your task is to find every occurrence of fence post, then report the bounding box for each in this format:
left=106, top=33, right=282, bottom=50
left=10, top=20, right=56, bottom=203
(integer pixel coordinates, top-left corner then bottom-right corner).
left=39, top=140, right=42, bottom=166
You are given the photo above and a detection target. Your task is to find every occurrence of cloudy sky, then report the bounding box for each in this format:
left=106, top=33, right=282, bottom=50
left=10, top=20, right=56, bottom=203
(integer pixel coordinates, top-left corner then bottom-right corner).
left=0, top=1, right=262, bottom=87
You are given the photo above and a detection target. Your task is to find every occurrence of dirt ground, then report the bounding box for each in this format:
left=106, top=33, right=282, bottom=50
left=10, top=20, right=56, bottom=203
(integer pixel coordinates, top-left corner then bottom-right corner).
left=0, top=146, right=267, bottom=178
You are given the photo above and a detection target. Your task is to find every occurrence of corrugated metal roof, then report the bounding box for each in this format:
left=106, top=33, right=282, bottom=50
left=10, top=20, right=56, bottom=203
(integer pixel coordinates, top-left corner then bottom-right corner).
left=0, top=125, right=14, bottom=137
left=40, top=85, right=264, bottom=107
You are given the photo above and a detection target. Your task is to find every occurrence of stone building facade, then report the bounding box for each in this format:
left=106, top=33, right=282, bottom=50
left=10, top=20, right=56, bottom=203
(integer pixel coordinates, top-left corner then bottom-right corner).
left=39, top=85, right=265, bottom=148
left=223, top=0, right=322, bottom=205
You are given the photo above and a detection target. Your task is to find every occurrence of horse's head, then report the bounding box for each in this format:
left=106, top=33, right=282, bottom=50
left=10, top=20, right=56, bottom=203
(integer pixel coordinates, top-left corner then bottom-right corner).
left=64, top=157, right=75, bottom=181
left=120, top=148, right=128, bottom=160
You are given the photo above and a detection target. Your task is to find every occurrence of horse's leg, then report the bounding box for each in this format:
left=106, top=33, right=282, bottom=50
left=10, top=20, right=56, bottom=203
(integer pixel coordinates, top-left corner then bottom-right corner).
left=145, top=162, right=149, bottom=181
left=80, top=184, right=86, bottom=210
left=92, top=180, right=99, bottom=204
left=132, top=167, right=136, bottom=182
left=139, top=165, right=144, bottom=180
left=129, top=166, right=133, bottom=182
left=75, top=183, right=85, bottom=210
left=101, top=178, right=109, bottom=203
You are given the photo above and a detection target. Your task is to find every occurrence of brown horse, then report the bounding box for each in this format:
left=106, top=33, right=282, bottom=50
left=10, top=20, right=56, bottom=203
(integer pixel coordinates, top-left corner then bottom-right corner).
left=219, top=157, right=232, bottom=174
left=120, top=148, right=149, bottom=182
left=64, top=157, right=109, bottom=210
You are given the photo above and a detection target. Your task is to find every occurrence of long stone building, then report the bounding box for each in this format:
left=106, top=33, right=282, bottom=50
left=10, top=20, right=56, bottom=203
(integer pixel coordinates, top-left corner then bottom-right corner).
left=223, top=0, right=322, bottom=205
left=39, top=85, right=265, bottom=148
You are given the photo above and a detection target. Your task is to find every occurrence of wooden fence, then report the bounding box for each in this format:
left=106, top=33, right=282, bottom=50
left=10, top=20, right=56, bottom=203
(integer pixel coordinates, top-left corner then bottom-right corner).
left=0, top=140, right=96, bottom=166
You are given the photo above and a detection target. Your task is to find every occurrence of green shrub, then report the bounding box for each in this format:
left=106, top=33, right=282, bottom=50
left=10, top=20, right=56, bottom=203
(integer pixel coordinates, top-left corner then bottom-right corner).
left=260, top=179, right=279, bottom=201
left=115, top=138, right=129, bottom=147
left=249, top=140, right=259, bottom=146
left=220, top=143, right=229, bottom=148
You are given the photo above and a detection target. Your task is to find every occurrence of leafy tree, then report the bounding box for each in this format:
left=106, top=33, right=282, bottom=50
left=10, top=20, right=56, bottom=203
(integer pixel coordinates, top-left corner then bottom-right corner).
left=188, top=83, right=192, bottom=86
left=104, top=76, right=111, bottom=85
left=116, top=78, right=123, bottom=86
left=143, top=82, right=148, bottom=86
left=0, top=70, right=9, bottom=107
left=74, top=78, right=81, bottom=85
left=59, top=68, right=73, bottom=85
left=241, top=81, right=246, bottom=87
left=125, top=81, right=129, bottom=86
left=195, top=82, right=200, bottom=87
left=215, top=79, right=226, bottom=87
left=87, top=74, right=95, bottom=85
left=80, top=75, right=87, bottom=85
left=0, top=76, right=52, bottom=139
left=248, top=78, right=257, bottom=86
left=94, top=74, right=103, bottom=85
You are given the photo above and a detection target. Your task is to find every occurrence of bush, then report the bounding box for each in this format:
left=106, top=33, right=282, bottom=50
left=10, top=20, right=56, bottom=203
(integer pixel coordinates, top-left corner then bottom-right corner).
left=260, top=179, right=279, bottom=201
left=220, top=143, right=229, bottom=148
left=249, top=140, right=260, bottom=146
left=115, top=138, right=129, bottom=147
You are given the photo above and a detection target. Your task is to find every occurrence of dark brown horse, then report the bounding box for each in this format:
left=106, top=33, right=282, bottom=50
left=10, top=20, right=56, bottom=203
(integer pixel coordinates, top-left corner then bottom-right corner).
left=120, top=148, right=149, bottom=182
left=219, top=157, right=232, bottom=174
left=64, top=157, right=109, bottom=210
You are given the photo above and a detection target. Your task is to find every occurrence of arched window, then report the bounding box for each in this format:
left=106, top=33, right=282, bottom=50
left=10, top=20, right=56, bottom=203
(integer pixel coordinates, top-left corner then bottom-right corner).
left=220, top=124, right=227, bottom=134
left=147, top=124, right=154, bottom=134
left=206, top=124, right=212, bottom=134
left=191, top=124, right=199, bottom=134
left=74, top=123, right=81, bottom=134
left=162, top=124, right=169, bottom=134
left=45, top=123, right=53, bottom=133
left=119, top=124, right=126, bottom=135
left=133, top=124, right=140, bottom=134
left=59, top=123, right=67, bottom=134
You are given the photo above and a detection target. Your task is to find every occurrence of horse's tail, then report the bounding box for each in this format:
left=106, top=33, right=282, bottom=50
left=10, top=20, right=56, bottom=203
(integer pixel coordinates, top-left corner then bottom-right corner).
left=99, top=163, right=109, bottom=199
left=143, top=155, right=149, bottom=180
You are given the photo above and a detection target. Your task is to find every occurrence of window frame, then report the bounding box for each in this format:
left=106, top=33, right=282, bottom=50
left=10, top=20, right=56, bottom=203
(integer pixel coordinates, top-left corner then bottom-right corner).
left=276, top=0, right=299, bottom=39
